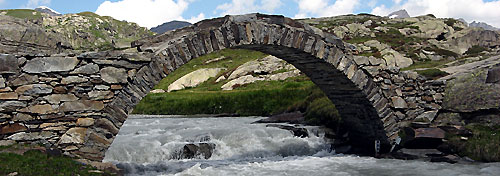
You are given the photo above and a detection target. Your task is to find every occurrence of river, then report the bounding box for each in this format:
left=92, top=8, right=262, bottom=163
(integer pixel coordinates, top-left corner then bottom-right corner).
left=103, top=115, right=500, bottom=176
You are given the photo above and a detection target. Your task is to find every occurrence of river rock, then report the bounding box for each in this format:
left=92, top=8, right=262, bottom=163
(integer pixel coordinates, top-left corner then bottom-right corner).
left=168, top=68, right=225, bottom=92
left=180, top=143, right=216, bottom=159
left=254, top=112, right=305, bottom=124
left=22, top=57, right=79, bottom=73
left=266, top=124, right=309, bottom=138
left=402, top=127, right=445, bottom=149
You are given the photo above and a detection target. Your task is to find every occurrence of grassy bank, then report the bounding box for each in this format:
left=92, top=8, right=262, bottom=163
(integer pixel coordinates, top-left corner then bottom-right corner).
left=0, top=145, right=113, bottom=176
left=447, top=125, right=500, bottom=162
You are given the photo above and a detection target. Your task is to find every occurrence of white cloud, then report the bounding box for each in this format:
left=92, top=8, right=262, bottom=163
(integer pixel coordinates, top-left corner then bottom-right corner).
left=215, top=0, right=283, bottom=16
left=294, top=0, right=360, bottom=18
left=371, top=0, right=500, bottom=28
left=96, top=0, right=205, bottom=28
left=22, top=0, right=51, bottom=8
left=187, top=13, right=205, bottom=24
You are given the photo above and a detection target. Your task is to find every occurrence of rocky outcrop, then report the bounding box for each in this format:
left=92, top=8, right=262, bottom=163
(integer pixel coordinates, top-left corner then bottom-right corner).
left=388, top=9, right=410, bottom=19
left=220, top=55, right=302, bottom=90
left=168, top=68, right=225, bottom=92
left=0, top=9, right=152, bottom=54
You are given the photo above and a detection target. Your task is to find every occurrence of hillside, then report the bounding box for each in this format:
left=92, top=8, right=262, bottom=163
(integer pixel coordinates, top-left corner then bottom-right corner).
left=150, top=20, right=191, bottom=34
left=0, top=9, right=153, bottom=54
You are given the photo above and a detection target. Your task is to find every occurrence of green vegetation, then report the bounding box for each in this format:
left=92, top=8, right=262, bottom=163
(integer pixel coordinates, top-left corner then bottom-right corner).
left=447, top=125, right=500, bottom=162
left=0, top=9, right=42, bottom=20
left=465, top=45, right=488, bottom=56
left=424, top=46, right=459, bottom=58
left=286, top=87, right=341, bottom=128
left=0, top=145, right=113, bottom=176
left=401, top=59, right=452, bottom=71
left=415, top=68, right=449, bottom=79
left=134, top=80, right=315, bottom=116
left=383, top=21, right=419, bottom=30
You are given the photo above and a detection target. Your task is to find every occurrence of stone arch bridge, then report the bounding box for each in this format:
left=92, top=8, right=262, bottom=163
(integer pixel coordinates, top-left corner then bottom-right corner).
left=0, top=14, right=445, bottom=161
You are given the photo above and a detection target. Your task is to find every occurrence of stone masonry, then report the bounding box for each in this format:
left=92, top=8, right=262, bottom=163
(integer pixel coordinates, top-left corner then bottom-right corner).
left=0, top=14, right=445, bottom=160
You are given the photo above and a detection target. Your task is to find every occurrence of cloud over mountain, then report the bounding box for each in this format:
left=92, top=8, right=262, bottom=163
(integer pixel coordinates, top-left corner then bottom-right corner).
left=96, top=0, right=203, bottom=28
left=294, top=0, right=360, bottom=18
left=371, top=0, right=500, bottom=28
left=215, top=0, right=283, bottom=16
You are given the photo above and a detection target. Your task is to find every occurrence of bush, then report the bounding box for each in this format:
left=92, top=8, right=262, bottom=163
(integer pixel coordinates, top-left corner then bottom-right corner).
left=465, top=45, right=487, bottom=56
left=416, top=68, right=449, bottom=79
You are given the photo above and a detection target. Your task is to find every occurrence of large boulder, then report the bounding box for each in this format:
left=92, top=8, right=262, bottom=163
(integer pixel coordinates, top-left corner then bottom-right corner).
left=179, top=143, right=216, bottom=159
left=167, top=68, right=225, bottom=92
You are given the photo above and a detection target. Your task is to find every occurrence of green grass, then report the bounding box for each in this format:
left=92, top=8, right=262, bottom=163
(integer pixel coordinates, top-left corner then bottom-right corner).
left=447, top=125, right=500, bottom=162
left=133, top=83, right=315, bottom=116
left=401, top=59, right=451, bottom=71
left=424, top=47, right=459, bottom=58
left=0, top=9, right=42, bottom=20
left=415, top=68, right=449, bottom=79
left=465, top=45, right=488, bottom=56
left=0, top=146, right=113, bottom=176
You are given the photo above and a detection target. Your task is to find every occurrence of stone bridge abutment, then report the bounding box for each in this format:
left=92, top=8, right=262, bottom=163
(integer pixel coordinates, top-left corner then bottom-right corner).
left=0, top=14, right=445, bottom=160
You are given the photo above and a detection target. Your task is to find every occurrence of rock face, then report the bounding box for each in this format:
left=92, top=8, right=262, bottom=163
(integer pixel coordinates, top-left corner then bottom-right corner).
left=167, top=68, right=225, bottom=92
left=469, top=21, right=499, bottom=31
left=0, top=9, right=152, bottom=55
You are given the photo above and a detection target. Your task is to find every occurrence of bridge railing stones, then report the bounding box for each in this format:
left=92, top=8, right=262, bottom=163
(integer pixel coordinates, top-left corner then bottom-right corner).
left=0, top=13, right=446, bottom=160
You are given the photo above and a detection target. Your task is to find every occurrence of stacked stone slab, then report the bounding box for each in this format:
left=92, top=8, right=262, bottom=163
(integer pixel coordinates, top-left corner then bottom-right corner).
left=0, top=14, right=445, bottom=160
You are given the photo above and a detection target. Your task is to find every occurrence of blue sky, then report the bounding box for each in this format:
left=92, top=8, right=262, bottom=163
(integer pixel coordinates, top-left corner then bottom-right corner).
left=1, top=0, right=500, bottom=28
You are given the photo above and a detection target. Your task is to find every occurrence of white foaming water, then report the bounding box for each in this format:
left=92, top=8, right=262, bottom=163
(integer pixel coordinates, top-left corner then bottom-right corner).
left=104, top=115, right=500, bottom=176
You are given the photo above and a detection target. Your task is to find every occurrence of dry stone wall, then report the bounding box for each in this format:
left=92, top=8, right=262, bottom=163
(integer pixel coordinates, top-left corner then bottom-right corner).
left=0, top=14, right=445, bottom=160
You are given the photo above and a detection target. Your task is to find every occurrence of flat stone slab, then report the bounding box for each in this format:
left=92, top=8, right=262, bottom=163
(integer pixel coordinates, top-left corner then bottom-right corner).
left=22, top=57, right=79, bottom=73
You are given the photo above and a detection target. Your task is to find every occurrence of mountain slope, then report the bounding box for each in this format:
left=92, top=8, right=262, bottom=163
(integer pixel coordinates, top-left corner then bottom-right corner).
left=150, top=20, right=191, bottom=34
left=0, top=9, right=153, bottom=54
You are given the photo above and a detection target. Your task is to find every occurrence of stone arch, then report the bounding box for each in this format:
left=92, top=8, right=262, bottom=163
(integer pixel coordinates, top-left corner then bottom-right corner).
left=105, top=14, right=394, bottom=157
left=0, top=14, right=445, bottom=161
